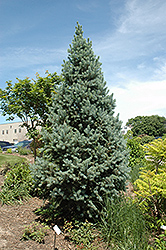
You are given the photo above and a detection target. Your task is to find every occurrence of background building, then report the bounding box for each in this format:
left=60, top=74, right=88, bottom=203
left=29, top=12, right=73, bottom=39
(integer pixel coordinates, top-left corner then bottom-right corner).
left=0, top=121, right=29, bottom=143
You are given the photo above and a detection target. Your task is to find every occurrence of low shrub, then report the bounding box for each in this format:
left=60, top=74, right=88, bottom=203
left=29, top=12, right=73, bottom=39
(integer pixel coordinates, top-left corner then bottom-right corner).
left=0, top=162, right=33, bottom=204
left=63, top=220, right=103, bottom=250
left=6, top=148, right=13, bottom=154
left=17, top=146, right=31, bottom=155
left=21, top=221, right=49, bottom=243
left=127, top=137, right=146, bottom=183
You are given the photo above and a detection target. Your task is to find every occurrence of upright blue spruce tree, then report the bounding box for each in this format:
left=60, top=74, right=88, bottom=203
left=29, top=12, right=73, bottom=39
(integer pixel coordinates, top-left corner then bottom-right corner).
left=31, top=23, right=129, bottom=219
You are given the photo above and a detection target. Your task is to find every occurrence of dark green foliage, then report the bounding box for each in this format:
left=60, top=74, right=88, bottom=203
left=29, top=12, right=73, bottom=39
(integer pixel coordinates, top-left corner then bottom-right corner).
left=31, top=23, right=129, bottom=219
left=126, top=115, right=166, bottom=137
left=100, top=196, right=149, bottom=249
left=0, top=162, right=32, bottom=204
left=137, top=134, right=155, bottom=145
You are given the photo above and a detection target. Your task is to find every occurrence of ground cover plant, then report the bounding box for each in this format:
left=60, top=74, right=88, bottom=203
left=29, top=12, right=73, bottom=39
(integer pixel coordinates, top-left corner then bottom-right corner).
left=63, top=220, right=104, bottom=249
left=30, top=22, right=129, bottom=220
left=21, top=221, right=49, bottom=243
left=0, top=161, right=33, bottom=204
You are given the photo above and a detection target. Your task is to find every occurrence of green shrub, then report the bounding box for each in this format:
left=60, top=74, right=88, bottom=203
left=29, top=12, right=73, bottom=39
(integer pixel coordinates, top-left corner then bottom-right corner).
left=0, top=162, right=12, bottom=175
left=6, top=148, right=13, bottom=154
left=63, top=220, right=102, bottom=249
left=134, top=138, right=166, bottom=231
left=17, top=146, right=31, bottom=155
left=151, top=232, right=166, bottom=250
left=0, top=162, right=33, bottom=204
left=21, top=221, right=49, bottom=243
left=127, top=137, right=146, bottom=183
left=135, top=134, right=155, bottom=145
left=100, top=195, right=149, bottom=249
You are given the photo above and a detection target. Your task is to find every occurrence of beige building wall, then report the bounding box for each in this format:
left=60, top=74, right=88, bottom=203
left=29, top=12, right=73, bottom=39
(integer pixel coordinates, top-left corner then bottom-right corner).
left=0, top=121, right=29, bottom=143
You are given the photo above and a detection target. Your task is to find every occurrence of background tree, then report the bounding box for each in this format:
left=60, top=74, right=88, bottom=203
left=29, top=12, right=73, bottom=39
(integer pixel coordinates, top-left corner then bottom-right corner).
left=0, top=71, right=61, bottom=159
left=31, top=23, right=129, bottom=219
left=126, top=115, right=166, bottom=137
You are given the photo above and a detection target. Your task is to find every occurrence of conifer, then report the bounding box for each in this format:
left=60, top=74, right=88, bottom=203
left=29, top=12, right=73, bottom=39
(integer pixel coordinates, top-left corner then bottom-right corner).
left=31, top=23, right=129, bottom=219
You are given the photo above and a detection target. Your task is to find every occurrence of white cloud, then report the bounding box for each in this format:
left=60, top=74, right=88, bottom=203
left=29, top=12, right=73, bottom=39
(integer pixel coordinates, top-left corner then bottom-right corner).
left=110, top=80, right=166, bottom=124
left=92, top=0, right=166, bottom=93
left=118, top=0, right=166, bottom=34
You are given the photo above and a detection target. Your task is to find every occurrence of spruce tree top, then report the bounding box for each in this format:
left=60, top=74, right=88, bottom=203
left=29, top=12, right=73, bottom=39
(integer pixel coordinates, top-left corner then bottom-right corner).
left=50, top=22, right=117, bottom=131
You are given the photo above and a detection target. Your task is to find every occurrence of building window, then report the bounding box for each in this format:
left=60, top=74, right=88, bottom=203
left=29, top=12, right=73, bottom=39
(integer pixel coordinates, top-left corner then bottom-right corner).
left=19, top=128, right=21, bottom=133
left=10, top=125, right=12, bottom=129
left=6, top=130, right=8, bottom=134
left=2, top=130, right=4, bottom=135
left=14, top=129, right=17, bottom=133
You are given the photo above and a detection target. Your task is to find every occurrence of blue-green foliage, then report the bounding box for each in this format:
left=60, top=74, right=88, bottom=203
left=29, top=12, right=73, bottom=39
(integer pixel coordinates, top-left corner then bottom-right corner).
left=31, top=23, right=129, bottom=219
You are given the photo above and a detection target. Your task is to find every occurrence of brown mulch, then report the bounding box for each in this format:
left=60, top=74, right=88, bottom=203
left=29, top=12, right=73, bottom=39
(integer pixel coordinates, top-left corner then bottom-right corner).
left=0, top=154, right=76, bottom=250
left=0, top=195, right=76, bottom=250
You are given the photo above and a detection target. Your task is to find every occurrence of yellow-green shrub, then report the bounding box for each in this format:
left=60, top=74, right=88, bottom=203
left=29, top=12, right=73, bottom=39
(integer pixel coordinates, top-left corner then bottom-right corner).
left=134, top=138, right=166, bottom=230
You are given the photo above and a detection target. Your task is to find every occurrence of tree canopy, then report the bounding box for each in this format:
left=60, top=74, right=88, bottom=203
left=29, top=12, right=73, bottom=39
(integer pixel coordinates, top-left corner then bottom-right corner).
left=0, top=71, right=61, bottom=159
left=126, top=115, right=166, bottom=137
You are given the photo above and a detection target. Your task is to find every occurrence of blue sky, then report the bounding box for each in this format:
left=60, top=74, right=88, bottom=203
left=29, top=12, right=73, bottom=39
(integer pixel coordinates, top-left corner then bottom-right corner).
left=0, top=0, right=166, bottom=125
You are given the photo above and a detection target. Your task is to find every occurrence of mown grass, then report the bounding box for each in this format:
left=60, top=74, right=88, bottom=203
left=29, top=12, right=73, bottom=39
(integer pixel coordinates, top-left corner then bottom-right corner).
left=0, top=153, right=25, bottom=168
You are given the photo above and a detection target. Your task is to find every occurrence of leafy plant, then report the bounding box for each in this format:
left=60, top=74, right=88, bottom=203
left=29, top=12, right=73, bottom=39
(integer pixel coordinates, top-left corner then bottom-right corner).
left=150, top=231, right=166, bottom=250
left=6, top=148, right=13, bottom=154
left=126, top=115, right=166, bottom=137
left=143, top=138, right=166, bottom=174
left=127, top=137, right=146, bottom=183
left=0, top=162, right=12, bottom=175
left=17, top=146, right=31, bottom=155
left=137, top=134, right=155, bottom=145
left=134, top=168, right=166, bottom=231
left=34, top=201, right=62, bottom=225
left=0, top=72, right=61, bottom=160
left=134, top=138, right=166, bottom=231
left=0, top=162, right=33, bottom=204
left=100, top=195, right=149, bottom=249
left=21, top=221, right=49, bottom=243
left=63, top=220, right=102, bottom=249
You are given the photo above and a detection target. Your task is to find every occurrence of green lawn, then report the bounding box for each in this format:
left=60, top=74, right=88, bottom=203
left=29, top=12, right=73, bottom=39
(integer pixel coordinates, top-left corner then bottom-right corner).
left=0, top=153, right=25, bottom=168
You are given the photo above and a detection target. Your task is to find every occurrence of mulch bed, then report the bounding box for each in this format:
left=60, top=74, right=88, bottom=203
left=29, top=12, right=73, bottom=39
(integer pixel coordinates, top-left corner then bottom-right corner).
left=0, top=154, right=76, bottom=250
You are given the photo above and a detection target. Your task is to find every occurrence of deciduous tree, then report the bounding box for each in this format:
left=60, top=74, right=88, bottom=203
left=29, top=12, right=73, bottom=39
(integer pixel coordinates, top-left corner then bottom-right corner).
left=126, top=115, right=166, bottom=137
left=0, top=71, right=61, bottom=159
